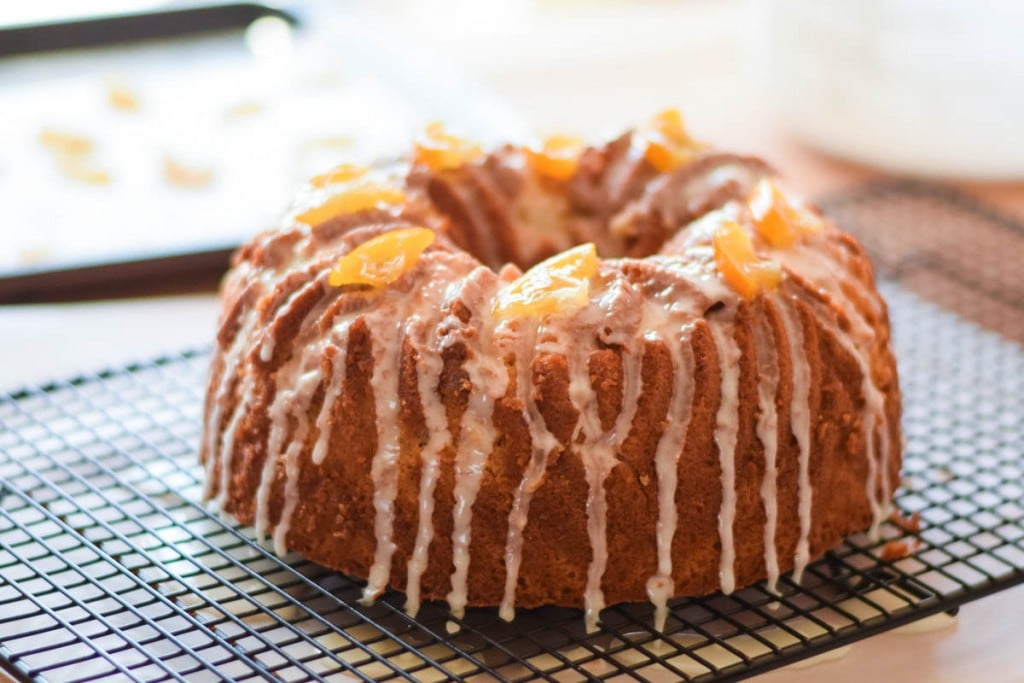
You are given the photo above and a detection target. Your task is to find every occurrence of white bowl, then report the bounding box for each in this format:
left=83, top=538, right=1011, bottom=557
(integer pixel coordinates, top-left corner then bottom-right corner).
left=757, top=0, right=1024, bottom=179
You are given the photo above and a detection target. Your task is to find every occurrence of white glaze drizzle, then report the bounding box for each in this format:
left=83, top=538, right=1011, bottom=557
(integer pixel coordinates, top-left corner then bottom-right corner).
left=635, top=254, right=732, bottom=625
left=270, top=370, right=321, bottom=556
left=709, top=322, right=742, bottom=595
left=224, top=248, right=481, bottom=610
left=772, top=241, right=894, bottom=540
left=361, top=272, right=455, bottom=604
left=499, top=321, right=562, bottom=622
left=828, top=322, right=889, bottom=539
left=446, top=272, right=508, bottom=619
left=214, top=239, right=468, bottom=603
left=255, top=386, right=290, bottom=543
left=823, top=278, right=891, bottom=537
left=495, top=270, right=649, bottom=628
left=215, top=274, right=325, bottom=515
left=446, top=358, right=505, bottom=618
left=258, top=275, right=322, bottom=365
left=256, top=276, right=347, bottom=552
left=254, top=366, right=319, bottom=545
left=255, top=302, right=351, bottom=553
left=203, top=333, right=246, bottom=502
left=570, top=324, right=643, bottom=632
left=404, top=318, right=449, bottom=617
left=215, top=374, right=255, bottom=516
left=777, top=300, right=813, bottom=583
left=833, top=276, right=893, bottom=536
left=646, top=329, right=695, bottom=633
left=446, top=368, right=504, bottom=617
left=361, top=323, right=411, bottom=603
left=310, top=325, right=351, bottom=467
left=262, top=280, right=366, bottom=556
left=752, top=312, right=781, bottom=594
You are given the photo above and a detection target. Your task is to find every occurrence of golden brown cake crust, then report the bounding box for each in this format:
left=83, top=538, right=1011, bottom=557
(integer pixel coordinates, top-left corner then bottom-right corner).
left=201, top=123, right=902, bottom=624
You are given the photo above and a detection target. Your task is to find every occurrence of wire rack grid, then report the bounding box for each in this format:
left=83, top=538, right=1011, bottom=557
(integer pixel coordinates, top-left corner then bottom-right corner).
left=1, top=185, right=1023, bottom=682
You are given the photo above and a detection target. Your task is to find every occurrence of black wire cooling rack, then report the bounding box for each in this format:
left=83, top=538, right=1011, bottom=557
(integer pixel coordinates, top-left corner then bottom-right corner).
left=2, top=184, right=1024, bottom=682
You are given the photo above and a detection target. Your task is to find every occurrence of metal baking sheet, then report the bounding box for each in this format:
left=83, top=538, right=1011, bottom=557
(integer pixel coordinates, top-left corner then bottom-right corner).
left=0, top=4, right=521, bottom=302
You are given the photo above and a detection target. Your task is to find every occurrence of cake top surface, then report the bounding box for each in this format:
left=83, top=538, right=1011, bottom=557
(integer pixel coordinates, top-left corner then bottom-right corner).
left=229, top=110, right=840, bottom=332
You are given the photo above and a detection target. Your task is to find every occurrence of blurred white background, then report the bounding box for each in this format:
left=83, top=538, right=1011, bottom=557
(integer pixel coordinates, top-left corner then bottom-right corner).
left=327, top=0, right=1024, bottom=177
left=4, top=0, right=1024, bottom=279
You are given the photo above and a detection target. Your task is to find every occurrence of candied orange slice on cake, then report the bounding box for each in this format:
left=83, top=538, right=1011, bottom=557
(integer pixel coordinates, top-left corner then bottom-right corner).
left=414, top=122, right=483, bottom=171
left=493, top=243, right=599, bottom=317
left=309, top=163, right=368, bottom=189
left=641, top=108, right=705, bottom=172
left=748, top=178, right=823, bottom=247
left=713, top=219, right=782, bottom=299
left=328, top=227, right=435, bottom=288
left=525, top=134, right=585, bottom=181
left=296, top=181, right=406, bottom=227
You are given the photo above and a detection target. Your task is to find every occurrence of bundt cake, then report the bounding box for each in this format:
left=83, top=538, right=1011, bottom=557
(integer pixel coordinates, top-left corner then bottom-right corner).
left=201, top=111, right=901, bottom=631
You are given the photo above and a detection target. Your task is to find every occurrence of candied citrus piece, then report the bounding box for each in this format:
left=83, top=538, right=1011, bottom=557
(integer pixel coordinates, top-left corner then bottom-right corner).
left=525, top=134, right=584, bottom=181
left=536, top=242, right=599, bottom=279
left=713, top=220, right=782, bottom=299
left=650, top=108, right=694, bottom=147
left=296, top=182, right=406, bottom=226
left=644, top=139, right=691, bottom=173
left=414, top=122, right=482, bottom=171
left=225, top=99, right=263, bottom=119
left=163, top=156, right=213, bottom=188
left=493, top=243, right=599, bottom=318
left=749, top=178, right=796, bottom=247
left=749, top=178, right=822, bottom=246
left=107, top=83, right=139, bottom=111
left=309, top=163, right=367, bottom=188
left=60, top=159, right=111, bottom=185
left=39, top=128, right=110, bottom=183
left=40, top=129, right=93, bottom=157
left=494, top=273, right=590, bottom=318
left=641, top=108, right=703, bottom=172
left=328, top=227, right=435, bottom=288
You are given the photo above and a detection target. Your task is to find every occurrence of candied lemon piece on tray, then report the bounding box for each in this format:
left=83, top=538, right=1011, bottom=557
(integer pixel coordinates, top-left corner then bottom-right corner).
left=163, top=157, right=213, bottom=188
left=40, top=129, right=93, bottom=157
left=107, top=83, right=140, bottom=111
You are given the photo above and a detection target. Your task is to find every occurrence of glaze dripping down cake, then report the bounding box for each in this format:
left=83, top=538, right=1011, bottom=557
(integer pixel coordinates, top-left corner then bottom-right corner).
left=201, top=111, right=901, bottom=631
